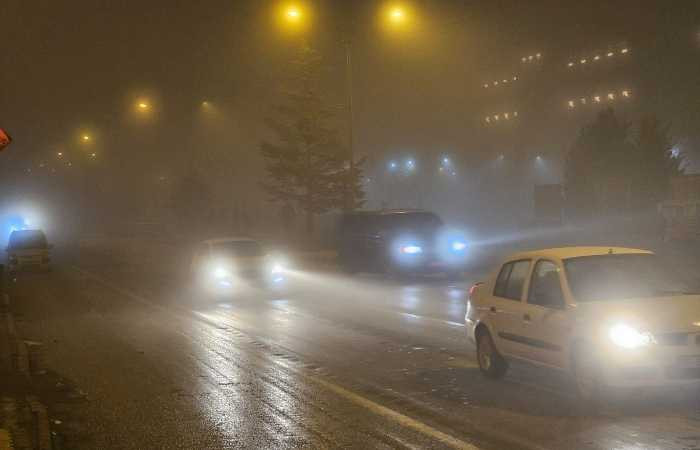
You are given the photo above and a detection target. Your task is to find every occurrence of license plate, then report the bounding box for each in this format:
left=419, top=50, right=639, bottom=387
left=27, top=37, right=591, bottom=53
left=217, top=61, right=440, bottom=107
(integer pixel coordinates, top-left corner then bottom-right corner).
left=678, top=355, right=700, bottom=367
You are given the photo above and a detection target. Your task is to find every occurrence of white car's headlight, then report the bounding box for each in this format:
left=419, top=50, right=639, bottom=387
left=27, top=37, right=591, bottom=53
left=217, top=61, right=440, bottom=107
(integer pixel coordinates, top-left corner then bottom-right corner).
left=213, top=266, right=230, bottom=279
left=270, top=262, right=285, bottom=274
left=609, top=323, right=654, bottom=349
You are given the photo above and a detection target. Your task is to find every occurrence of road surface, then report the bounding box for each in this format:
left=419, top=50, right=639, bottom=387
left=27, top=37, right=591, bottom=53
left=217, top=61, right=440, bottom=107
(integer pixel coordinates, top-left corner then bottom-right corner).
left=8, top=241, right=700, bottom=449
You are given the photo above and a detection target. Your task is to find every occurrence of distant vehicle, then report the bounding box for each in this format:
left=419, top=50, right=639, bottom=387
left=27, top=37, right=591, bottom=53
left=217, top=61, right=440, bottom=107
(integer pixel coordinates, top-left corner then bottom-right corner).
left=466, top=247, right=700, bottom=405
left=336, top=209, right=468, bottom=278
left=6, top=229, right=51, bottom=273
left=190, top=237, right=287, bottom=296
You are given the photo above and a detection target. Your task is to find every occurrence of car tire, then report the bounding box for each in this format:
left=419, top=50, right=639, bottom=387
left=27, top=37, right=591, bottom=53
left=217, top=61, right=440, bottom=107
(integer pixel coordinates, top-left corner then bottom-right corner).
left=476, top=329, right=508, bottom=379
left=572, top=344, right=604, bottom=413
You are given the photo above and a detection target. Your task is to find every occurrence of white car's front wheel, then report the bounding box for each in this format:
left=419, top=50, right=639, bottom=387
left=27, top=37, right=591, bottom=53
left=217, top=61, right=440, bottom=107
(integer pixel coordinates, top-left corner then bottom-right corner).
left=476, top=330, right=508, bottom=379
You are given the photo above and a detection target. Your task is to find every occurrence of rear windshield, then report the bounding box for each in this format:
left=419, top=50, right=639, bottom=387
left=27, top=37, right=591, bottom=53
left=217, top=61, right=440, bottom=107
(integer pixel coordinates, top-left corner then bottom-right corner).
left=9, top=230, right=48, bottom=250
left=212, top=241, right=263, bottom=258
left=564, top=253, right=694, bottom=302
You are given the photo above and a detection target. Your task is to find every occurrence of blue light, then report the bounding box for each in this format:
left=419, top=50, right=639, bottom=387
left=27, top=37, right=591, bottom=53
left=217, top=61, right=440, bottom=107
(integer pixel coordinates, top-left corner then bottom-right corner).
left=401, top=245, right=423, bottom=254
left=451, top=241, right=467, bottom=251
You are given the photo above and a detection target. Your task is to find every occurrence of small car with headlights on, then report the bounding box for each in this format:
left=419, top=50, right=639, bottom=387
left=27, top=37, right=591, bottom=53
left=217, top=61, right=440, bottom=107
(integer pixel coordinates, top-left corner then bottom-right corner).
left=336, top=209, right=468, bottom=278
left=190, top=237, right=287, bottom=297
left=6, top=229, right=51, bottom=273
left=465, top=247, right=700, bottom=405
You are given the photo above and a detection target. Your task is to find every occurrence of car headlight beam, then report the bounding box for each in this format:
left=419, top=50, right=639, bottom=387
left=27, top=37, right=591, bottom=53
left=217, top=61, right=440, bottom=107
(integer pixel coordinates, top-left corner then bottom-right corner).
left=608, top=323, right=653, bottom=349
left=400, top=245, right=423, bottom=255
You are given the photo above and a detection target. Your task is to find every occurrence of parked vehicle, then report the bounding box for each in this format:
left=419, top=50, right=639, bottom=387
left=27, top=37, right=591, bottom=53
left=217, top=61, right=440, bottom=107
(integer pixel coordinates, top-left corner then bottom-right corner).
left=6, top=229, right=51, bottom=273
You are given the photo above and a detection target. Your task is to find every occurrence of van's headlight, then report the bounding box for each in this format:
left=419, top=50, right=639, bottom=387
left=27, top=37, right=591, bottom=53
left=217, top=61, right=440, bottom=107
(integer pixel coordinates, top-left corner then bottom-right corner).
left=609, top=324, right=654, bottom=349
left=451, top=241, right=467, bottom=251
left=400, top=245, right=423, bottom=255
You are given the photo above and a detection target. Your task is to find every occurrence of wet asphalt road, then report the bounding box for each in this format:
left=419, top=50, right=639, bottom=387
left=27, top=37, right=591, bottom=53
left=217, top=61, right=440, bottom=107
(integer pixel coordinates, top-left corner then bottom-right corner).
left=9, top=243, right=700, bottom=449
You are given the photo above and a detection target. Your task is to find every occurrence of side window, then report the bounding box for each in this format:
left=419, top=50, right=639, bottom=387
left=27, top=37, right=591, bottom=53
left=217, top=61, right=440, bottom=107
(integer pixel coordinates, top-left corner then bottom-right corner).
left=528, top=260, right=565, bottom=308
left=494, top=263, right=512, bottom=297
left=494, top=260, right=531, bottom=301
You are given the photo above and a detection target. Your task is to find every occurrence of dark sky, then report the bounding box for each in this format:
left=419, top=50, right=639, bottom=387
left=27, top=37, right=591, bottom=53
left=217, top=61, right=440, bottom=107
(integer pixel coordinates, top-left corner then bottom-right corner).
left=1, top=0, right=699, bottom=174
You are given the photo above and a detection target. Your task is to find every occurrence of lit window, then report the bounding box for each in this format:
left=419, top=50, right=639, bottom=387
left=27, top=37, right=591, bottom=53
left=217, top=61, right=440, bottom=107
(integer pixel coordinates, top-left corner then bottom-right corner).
left=622, top=90, right=630, bottom=97
left=568, top=100, right=575, bottom=108
left=513, top=111, right=518, bottom=117
left=621, top=48, right=629, bottom=54
left=522, top=57, right=527, bottom=62
left=580, top=98, right=587, bottom=104
left=536, top=53, right=541, bottom=58
left=594, top=96, right=601, bottom=103
left=504, top=113, right=509, bottom=119
left=485, top=116, right=490, bottom=123
left=503, top=79, right=508, bottom=83
left=580, top=59, right=587, bottom=64
left=513, top=76, right=517, bottom=81
left=607, top=52, right=614, bottom=57
left=528, top=55, right=533, bottom=61
left=494, top=115, right=500, bottom=121
left=484, top=83, right=489, bottom=88
left=568, top=62, right=574, bottom=67
left=608, top=93, right=615, bottom=100
left=594, top=55, right=600, bottom=60
left=494, top=81, right=498, bottom=85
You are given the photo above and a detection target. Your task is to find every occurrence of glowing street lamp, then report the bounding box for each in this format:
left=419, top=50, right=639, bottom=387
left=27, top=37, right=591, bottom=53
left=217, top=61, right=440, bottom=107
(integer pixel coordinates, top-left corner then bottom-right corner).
left=389, top=7, right=405, bottom=23
left=137, top=101, right=150, bottom=111
left=81, top=134, right=91, bottom=142
left=286, top=6, right=301, bottom=21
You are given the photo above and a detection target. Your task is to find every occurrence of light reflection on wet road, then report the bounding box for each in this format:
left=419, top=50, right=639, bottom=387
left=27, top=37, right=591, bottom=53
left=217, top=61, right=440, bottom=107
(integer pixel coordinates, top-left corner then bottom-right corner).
left=10, top=251, right=700, bottom=449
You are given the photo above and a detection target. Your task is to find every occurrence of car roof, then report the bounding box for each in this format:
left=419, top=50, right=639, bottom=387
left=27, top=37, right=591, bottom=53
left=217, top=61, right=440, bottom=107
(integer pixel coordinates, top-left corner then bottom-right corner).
left=507, top=246, right=653, bottom=261
left=343, top=209, right=431, bottom=217
left=201, top=237, right=258, bottom=245
left=9, top=229, right=45, bottom=236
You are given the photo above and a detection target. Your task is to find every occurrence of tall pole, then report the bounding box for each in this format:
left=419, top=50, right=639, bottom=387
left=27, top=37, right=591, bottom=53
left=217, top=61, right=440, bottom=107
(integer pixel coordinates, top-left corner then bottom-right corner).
left=345, top=38, right=355, bottom=211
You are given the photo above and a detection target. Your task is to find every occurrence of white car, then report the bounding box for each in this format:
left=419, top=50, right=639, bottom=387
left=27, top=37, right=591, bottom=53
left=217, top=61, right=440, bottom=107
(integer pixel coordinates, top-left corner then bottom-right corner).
left=466, top=246, right=700, bottom=403
left=190, top=237, right=287, bottom=296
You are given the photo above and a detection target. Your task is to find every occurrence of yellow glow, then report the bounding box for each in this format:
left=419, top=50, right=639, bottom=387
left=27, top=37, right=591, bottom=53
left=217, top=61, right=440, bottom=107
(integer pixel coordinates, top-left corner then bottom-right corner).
left=622, top=90, right=630, bottom=97
left=389, top=7, right=405, bottom=22
left=594, top=95, right=601, bottom=102
left=621, top=48, right=629, bottom=54
left=607, top=51, right=614, bottom=57
left=494, top=115, right=500, bottom=121
left=568, top=100, right=575, bottom=108
left=580, top=58, right=587, bottom=64
left=286, top=7, right=301, bottom=20
left=90, top=152, right=96, bottom=158
left=504, top=113, right=509, bottom=119
left=138, top=102, right=148, bottom=109
left=57, top=152, right=63, bottom=157
left=82, top=134, right=90, bottom=142
left=608, top=93, right=615, bottom=100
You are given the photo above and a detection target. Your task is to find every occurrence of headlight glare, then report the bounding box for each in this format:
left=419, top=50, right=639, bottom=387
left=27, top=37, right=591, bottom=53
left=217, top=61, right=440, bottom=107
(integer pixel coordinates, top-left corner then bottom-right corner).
left=451, top=241, right=467, bottom=251
left=609, top=323, right=653, bottom=349
left=401, top=245, right=423, bottom=255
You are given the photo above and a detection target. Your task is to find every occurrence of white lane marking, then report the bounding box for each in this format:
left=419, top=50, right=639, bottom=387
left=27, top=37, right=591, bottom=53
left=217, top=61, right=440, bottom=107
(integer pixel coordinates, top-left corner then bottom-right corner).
left=397, top=312, right=465, bottom=328
left=311, top=376, right=480, bottom=450
left=70, top=265, right=481, bottom=449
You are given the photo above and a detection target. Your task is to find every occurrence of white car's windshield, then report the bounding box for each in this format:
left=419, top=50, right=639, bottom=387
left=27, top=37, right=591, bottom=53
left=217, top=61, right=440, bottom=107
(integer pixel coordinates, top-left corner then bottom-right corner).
left=564, top=254, right=695, bottom=302
left=212, top=241, right=263, bottom=259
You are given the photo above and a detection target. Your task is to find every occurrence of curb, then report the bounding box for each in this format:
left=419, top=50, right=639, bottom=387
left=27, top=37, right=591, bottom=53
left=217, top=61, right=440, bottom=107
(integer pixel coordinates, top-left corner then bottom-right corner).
left=0, top=293, right=52, bottom=450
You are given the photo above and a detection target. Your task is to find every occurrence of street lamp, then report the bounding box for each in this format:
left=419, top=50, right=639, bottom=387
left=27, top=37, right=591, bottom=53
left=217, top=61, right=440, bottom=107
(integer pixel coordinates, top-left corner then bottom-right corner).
left=81, top=134, right=91, bottom=142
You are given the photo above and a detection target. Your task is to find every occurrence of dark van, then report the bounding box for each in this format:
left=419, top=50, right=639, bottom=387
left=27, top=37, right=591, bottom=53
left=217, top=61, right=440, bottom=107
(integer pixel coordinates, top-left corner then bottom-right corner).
left=336, top=210, right=468, bottom=277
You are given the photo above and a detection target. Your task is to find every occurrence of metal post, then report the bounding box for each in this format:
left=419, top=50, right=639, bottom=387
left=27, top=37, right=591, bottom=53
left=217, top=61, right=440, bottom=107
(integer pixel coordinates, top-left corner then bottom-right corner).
left=345, top=38, right=355, bottom=211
